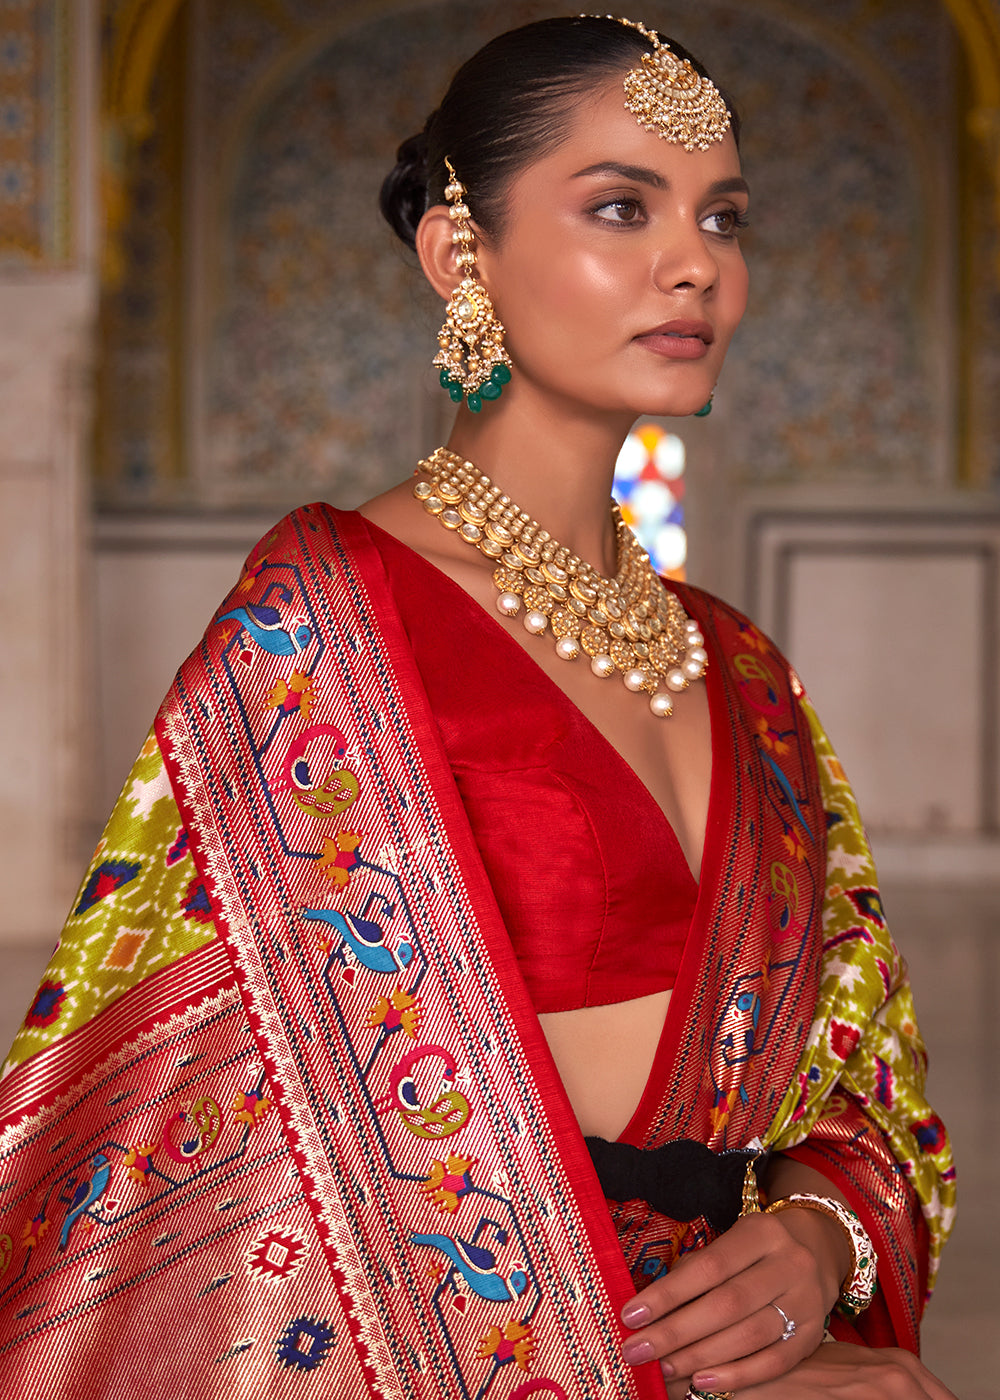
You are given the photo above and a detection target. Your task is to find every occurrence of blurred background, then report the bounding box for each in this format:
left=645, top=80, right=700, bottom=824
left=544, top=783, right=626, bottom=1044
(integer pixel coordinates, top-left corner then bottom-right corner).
left=0, top=1, right=997, bottom=1392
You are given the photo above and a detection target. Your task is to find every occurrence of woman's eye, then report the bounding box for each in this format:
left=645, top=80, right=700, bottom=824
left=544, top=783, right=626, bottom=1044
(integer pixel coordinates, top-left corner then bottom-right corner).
left=593, top=198, right=644, bottom=224
left=701, top=207, right=750, bottom=237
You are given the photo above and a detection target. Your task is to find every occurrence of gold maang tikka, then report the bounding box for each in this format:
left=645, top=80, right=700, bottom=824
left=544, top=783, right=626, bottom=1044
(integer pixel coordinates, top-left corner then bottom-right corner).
left=611, top=16, right=731, bottom=151
left=434, top=159, right=513, bottom=414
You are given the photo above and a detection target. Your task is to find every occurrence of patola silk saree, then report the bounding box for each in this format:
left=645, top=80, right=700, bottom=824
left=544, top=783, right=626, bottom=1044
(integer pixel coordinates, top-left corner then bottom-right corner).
left=0, top=506, right=953, bottom=1398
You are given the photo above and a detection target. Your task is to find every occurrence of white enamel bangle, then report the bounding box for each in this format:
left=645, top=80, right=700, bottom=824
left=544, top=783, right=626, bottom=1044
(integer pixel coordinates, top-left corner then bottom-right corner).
left=765, top=1191, right=877, bottom=1317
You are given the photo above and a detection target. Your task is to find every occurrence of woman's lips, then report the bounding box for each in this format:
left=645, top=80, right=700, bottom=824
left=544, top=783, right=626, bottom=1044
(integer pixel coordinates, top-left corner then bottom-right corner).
left=635, top=321, right=714, bottom=360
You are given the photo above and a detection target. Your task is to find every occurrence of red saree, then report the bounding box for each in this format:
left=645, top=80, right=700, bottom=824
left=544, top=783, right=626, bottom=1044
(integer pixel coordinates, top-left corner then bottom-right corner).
left=0, top=505, right=953, bottom=1397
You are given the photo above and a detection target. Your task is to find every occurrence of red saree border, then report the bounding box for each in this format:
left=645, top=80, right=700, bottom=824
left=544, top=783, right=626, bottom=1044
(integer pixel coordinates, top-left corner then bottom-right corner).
left=0, top=939, right=236, bottom=1127
left=785, top=1129, right=926, bottom=1353
left=349, top=512, right=648, bottom=1292
left=157, top=504, right=664, bottom=1400
left=624, top=585, right=825, bottom=1155
left=617, top=614, right=732, bottom=1148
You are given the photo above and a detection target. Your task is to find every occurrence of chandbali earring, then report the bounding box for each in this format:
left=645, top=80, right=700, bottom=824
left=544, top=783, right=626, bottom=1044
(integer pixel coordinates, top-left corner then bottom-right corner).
left=433, top=159, right=513, bottom=413
left=694, top=391, right=715, bottom=417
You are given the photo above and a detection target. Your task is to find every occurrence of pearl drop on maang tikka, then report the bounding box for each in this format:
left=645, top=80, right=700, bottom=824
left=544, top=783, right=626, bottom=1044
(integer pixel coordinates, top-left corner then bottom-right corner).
left=414, top=447, right=708, bottom=717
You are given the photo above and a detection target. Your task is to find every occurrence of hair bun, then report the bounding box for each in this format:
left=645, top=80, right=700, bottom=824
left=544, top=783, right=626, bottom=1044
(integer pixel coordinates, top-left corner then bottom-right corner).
left=379, top=127, right=432, bottom=251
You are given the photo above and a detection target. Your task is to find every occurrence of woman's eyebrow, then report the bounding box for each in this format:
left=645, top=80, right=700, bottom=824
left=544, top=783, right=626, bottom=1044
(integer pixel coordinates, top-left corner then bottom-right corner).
left=571, top=161, right=669, bottom=189
left=570, top=162, right=750, bottom=200
left=707, top=176, right=751, bottom=197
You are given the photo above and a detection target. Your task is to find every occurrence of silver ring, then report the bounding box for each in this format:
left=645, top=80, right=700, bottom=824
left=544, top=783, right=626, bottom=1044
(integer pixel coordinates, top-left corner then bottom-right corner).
left=771, top=1300, right=796, bottom=1342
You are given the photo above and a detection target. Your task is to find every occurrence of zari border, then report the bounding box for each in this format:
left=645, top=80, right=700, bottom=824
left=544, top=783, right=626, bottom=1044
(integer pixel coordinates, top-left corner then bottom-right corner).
left=0, top=939, right=237, bottom=1131
left=157, top=505, right=660, bottom=1400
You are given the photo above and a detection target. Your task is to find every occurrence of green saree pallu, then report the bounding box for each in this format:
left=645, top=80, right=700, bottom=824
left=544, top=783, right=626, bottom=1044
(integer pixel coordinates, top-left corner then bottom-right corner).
left=0, top=506, right=954, bottom=1397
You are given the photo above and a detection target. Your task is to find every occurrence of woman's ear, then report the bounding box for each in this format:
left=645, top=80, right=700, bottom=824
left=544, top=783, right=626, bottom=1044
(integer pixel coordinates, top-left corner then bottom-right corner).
left=416, top=204, right=467, bottom=302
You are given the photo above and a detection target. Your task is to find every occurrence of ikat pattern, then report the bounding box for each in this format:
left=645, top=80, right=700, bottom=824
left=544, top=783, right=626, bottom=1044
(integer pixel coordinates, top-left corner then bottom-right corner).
left=3, top=735, right=218, bottom=1074
left=767, top=698, right=957, bottom=1295
left=601, top=599, right=952, bottom=1342
left=604, top=598, right=828, bottom=1289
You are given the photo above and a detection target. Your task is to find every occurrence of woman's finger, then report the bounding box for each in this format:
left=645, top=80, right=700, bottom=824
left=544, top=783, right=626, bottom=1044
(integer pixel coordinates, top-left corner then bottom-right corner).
left=622, top=1227, right=826, bottom=1367
left=663, top=1375, right=695, bottom=1400
left=733, top=1341, right=959, bottom=1399
left=670, top=1299, right=826, bottom=1392
left=621, top=1213, right=789, bottom=1327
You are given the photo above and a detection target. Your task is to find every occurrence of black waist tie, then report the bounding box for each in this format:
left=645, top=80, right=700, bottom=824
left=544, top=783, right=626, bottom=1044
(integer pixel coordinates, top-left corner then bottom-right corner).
left=585, top=1137, right=770, bottom=1234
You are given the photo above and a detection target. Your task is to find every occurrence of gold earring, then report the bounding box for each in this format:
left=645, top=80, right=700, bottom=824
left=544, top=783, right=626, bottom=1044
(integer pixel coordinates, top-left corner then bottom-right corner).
left=433, top=159, right=513, bottom=413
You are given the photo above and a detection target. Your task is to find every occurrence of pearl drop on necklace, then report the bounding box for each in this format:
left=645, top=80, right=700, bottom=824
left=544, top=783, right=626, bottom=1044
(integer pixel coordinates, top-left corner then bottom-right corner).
left=413, top=446, right=708, bottom=716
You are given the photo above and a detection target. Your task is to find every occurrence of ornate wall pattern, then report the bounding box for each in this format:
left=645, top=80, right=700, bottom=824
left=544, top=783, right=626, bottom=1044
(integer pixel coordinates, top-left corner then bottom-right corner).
left=0, top=0, right=71, bottom=266
left=204, top=0, right=550, bottom=507
left=96, top=9, right=185, bottom=496
left=95, top=0, right=996, bottom=507
left=669, top=0, right=951, bottom=485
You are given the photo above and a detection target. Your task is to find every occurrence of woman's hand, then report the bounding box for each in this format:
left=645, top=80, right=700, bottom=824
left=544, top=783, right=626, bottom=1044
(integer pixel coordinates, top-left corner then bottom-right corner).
left=659, top=1341, right=958, bottom=1400
left=619, top=1206, right=848, bottom=1391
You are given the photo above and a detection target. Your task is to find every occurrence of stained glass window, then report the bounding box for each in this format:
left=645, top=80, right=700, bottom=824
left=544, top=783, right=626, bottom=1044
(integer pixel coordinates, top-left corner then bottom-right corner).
left=613, top=421, right=687, bottom=579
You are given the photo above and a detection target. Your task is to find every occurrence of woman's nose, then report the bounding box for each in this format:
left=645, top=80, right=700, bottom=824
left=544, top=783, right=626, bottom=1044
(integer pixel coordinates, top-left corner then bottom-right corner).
left=653, top=222, right=719, bottom=294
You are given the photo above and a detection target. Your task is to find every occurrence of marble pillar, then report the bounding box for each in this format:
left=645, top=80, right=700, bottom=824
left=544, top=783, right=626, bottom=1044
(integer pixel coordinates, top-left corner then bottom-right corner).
left=0, top=0, right=99, bottom=942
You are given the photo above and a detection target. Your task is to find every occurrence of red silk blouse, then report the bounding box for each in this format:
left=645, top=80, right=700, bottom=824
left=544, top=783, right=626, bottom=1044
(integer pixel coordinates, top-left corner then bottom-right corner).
left=371, top=521, right=697, bottom=1013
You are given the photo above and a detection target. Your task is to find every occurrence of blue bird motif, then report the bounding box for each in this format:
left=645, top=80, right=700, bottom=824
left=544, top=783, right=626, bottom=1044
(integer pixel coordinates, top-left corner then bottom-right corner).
left=302, top=908, right=413, bottom=973
left=218, top=604, right=312, bottom=656
left=410, top=1231, right=528, bottom=1302
left=57, top=1153, right=111, bottom=1252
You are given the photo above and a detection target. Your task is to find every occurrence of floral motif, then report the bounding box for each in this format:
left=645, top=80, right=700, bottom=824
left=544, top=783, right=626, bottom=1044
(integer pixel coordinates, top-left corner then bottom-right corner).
left=315, top=831, right=362, bottom=888
left=367, top=987, right=421, bottom=1039
left=266, top=671, right=316, bottom=721
left=478, top=1318, right=534, bottom=1371
left=21, top=1211, right=49, bottom=1250
left=419, top=1155, right=477, bottom=1214
left=124, top=1143, right=158, bottom=1185
left=232, top=1090, right=271, bottom=1130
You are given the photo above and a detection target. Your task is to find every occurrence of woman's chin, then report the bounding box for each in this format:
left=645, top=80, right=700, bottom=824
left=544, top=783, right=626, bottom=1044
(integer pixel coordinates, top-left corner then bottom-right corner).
left=627, top=392, right=714, bottom=421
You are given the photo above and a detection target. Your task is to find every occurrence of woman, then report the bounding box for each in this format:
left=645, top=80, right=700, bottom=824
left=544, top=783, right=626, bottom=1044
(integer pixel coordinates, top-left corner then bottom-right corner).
left=0, top=16, right=955, bottom=1400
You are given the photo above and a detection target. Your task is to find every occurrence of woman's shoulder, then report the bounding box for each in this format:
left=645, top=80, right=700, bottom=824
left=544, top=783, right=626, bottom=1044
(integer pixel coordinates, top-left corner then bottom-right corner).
left=238, top=502, right=371, bottom=569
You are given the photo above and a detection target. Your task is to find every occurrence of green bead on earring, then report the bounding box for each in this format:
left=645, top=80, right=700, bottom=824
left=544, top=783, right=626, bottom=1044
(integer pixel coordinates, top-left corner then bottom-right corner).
left=694, top=391, right=715, bottom=418
left=440, top=361, right=512, bottom=414
left=440, top=371, right=465, bottom=404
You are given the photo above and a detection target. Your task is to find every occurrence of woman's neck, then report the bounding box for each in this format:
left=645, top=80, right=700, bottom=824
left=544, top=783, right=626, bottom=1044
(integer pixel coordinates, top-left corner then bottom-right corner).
left=445, top=396, right=633, bottom=579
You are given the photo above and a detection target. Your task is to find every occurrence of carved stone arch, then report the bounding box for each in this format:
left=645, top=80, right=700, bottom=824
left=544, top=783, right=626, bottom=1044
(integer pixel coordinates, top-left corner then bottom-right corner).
left=941, top=0, right=1000, bottom=194
left=103, top=0, right=186, bottom=134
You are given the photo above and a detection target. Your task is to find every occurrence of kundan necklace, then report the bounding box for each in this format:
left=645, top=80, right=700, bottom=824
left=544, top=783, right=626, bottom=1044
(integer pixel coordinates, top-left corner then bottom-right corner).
left=413, top=446, right=707, bottom=717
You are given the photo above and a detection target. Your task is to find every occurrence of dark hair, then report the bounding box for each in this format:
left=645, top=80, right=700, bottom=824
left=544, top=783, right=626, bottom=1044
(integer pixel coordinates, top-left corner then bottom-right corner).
left=379, top=15, right=740, bottom=251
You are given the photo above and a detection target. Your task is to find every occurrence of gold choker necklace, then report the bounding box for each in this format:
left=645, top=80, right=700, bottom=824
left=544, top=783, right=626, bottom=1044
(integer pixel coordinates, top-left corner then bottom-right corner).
left=413, top=447, right=707, bottom=717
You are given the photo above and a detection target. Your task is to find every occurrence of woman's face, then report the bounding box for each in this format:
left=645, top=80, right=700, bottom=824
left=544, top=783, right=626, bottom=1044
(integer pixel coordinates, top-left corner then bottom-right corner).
left=474, top=78, right=750, bottom=421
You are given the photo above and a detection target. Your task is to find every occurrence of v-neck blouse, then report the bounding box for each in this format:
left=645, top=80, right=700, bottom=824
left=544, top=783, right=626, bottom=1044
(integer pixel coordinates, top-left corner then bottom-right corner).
left=370, top=521, right=699, bottom=1014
